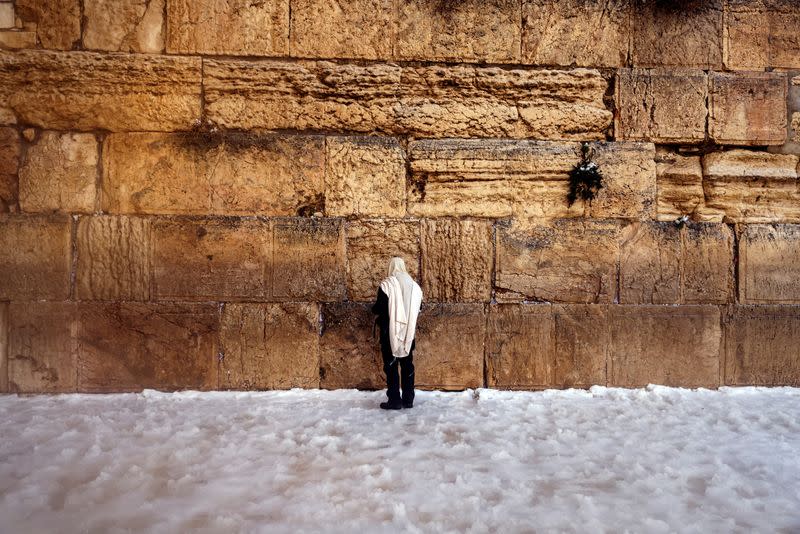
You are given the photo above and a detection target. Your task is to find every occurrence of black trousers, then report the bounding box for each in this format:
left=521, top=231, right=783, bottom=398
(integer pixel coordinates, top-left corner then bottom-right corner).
left=381, top=340, right=415, bottom=405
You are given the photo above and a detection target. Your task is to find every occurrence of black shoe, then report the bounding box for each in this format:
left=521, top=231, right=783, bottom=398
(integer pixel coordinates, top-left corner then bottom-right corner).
left=380, top=402, right=402, bottom=410
left=402, top=401, right=414, bottom=409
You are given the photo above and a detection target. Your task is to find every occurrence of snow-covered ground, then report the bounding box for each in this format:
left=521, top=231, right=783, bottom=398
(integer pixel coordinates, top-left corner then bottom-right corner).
left=1, top=387, right=799, bottom=533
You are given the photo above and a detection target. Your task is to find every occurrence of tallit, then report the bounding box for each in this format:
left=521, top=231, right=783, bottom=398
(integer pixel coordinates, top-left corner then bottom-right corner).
left=379, top=258, right=423, bottom=358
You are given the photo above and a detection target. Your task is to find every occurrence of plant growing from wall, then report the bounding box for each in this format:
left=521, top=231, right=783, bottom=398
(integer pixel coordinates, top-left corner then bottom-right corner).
left=567, top=143, right=603, bottom=207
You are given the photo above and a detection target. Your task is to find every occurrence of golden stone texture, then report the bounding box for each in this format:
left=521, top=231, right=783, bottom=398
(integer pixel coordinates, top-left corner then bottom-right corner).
left=739, top=225, right=800, bottom=304
left=19, top=131, right=98, bottom=213
left=320, top=303, right=384, bottom=390
left=220, top=303, right=320, bottom=390
left=655, top=151, right=724, bottom=222
left=553, top=305, right=609, bottom=387
left=709, top=72, right=787, bottom=145
left=486, top=304, right=554, bottom=389
left=83, top=0, right=164, bottom=53
left=0, top=127, right=18, bottom=212
left=15, top=0, right=80, bottom=50
left=725, top=0, right=800, bottom=69
left=0, top=51, right=201, bottom=131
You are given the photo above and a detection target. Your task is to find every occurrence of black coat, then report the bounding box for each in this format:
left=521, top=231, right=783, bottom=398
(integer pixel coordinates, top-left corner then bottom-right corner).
left=371, top=287, right=415, bottom=354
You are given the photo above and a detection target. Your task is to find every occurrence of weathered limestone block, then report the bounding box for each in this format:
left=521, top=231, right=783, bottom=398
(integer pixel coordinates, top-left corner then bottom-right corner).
left=290, top=0, right=393, bottom=59
left=620, top=222, right=734, bottom=305
left=220, top=303, right=320, bottom=390
left=0, top=51, right=201, bottom=131
left=632, top=0, right=723, bottom=68
left=396, top=0, right=521, bottom=63
left=273, top=218, right=346, bottom=301
left=346, top=219, right=420, bottom=302
left=655, top=151, right=724, bottom=222
left=76, top=216, right=151, bottom=301
left=702, top=150, right=800, bottom=222
left=0, top=127, right=18, bottom=212
left=554, top=305, right=609, bottom=387
left=739, top=225, right=800, bottom=303
left=421, top=219, right=493, bottom=302
left=204, top=60, right=611, bottom=139
left=152, top=218, right=271, bottom=301
left=522, top=0, right=631, bottom=67
left=709, top=72, right=787, bottom=145
left=0, top=214, right=71, bottom=300
left=16, top=0, right=80, bottom=50
left=325, top=137, right=406, bottom=217
left=769, top=0, right=800, bottom=68
left=166, top=0, right=288, bottom=55
left=0, top=4, right=13, bottom=28
left=103, top=133, right=325, bottom=216
left=414, top=304, right=485, bottom=390
left=19, top=131, right=98, bottom=213
left=616, top=69, right=708, bottom=143
left=0, top=302, right=6, bottom=392
left=610, top=305, right=722, bottom=388
left=77, top=302, right=218, bottom=392
left=486, top=304, right=554, bottom=389
left=724, top=306, right=800, bottom=386
left=408, top=139, right=655, bottom=219
left=495, top=219, right=621, bottom=303
left=7, top=302, right=78, bottom=393
left=83, top=0, right=165, bottom=53
left=728, top=0, right=800, bottom=69
left=0, top=31, right=38, bottom=50
left=320, top=303, right=383, bottom=390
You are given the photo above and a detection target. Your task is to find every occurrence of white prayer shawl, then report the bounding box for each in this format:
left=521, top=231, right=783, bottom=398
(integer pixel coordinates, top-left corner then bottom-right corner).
left=379, top=272, right=422, bottom=359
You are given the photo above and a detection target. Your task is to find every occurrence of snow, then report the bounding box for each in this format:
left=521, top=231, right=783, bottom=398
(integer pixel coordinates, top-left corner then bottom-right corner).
left=1, top=386, right=799, bottom=533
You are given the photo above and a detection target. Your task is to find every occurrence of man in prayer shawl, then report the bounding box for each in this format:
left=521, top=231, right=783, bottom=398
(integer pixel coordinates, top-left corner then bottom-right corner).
left=372, top=257, right=423, bottom=410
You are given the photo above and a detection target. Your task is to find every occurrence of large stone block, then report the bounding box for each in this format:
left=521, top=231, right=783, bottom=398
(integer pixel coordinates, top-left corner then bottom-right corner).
left=103, top=133, right=325, bottom=216
left=166, top=0, right=289, bottom=55
left=220, top=303, right=320, bottom=390
left=702, top=150, right=800, bottom=222
left=769, top=0, right=800, bottom=68
left=152, top=218, right=271, bottom=301
left=77, top=302, right=218, bottom=392
left=76, top=216, right=151, bottom=301
left=0, top=127, right=18, bottom=212
left=610, top=305, right=722, bottom=388
left=289, top=0, right=393, bottom=59
left=620, top=222, right=734, bottom=304
left=346, top=219, right=420, bottom=302
left=0, top=302, right=6, bottom=392
left=724, top=306, right=800, bottom=386
left=83, top=0, right=164, bottom=53
left=320, top=303, right=383, bottom=390
left=739, top=225, right=800, bottom=304
left=554, top=305, right=609, bottom=388
left=709, top=72, right=787, bottom=145
left=0, top=214, right=71, bottom=300
left=325, top=137, right=406, bottom=217
left=726, top=0, right=800, bottom=69
left=421, top=218, right=493, bottom=302
left=632, top=0, right=723, bottom=68
left=272, top=218, right=346, bottom=301
left=0, top=31, right=38, bottom=50
left=616, top=69, right=708, bottom=143
left=204, top=59, right=611, bottom=140
left=0, top=51, right=201, bottom=131
left=396, top=0, right=521, bottom=63
left=408, top=139, right=655, bottom=219
left=414, top=304, right=485, bottom=390
left=495, top=219, right=621, bottom=303
left=16, top=0, right=80, bottom=50
left=7, top=302, right=78, bottom=393
left=486, top=304, right=554, bottom=389
left=19, top=131, right=98, bottom=213
left=522, top=0, right=630, bottom=67
left=655, top=151, right=725, bottom=222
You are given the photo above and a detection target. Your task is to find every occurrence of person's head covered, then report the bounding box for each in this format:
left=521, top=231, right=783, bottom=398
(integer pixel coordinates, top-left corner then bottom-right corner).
left=387, top=257, right=408, bottom=277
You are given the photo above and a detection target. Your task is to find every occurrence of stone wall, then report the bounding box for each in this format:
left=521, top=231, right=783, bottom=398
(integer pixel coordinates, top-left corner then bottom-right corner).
left=1, top=0, right=799, bottom=393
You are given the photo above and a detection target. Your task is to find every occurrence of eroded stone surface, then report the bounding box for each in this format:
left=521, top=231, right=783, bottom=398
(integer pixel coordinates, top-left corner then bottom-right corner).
left=0, top=51, right=201, bottom=131
left=77, top=302, right=218, bottom=392
left=204, top=60, right=611, bottom=139
left=320, top=303, right=384, bottom=390
left=76, top=216, right=151, bottom=301
left=554, top=305, right=609, bottom=387
left=19, top=131, right=98, bottom=213
left=421, top=218, right=493, bottom=303
left=8, top=302, right=77, bottom=393
left=346, top=219, right=420, bottom=302
left=397, top=0, right=521, bottom=63
left=167, top=0, right=289, bottom=55
left=655, top=151, right=725, bottom=222
left=0, top=214, right=71, bottom=300
left=220, top=303, right=320, bottom=390
left=610, top=305, right=721, bottom=388
left=152, top=218, right=271, bottom=301
left=84, top=0, right=165, bottom=53
left=739, top=225, right=800, bottom=303
left=728, top=0, right=800, bottom=69
left=709, top=72, right=787, bottom=145
left=0, top=31, right=38, bottom=50
left=325, top=137, right=406, bottom=217
left=103, top=133, right=325, bottom=216
left=16, top=0, right=80, bottom=50
left=0, top=127, right=18, bottom=212
left=616, top=69, right=707, bottom=143
left=724, top=306, right=800, bottom=386
left=486, top=304, right=554, bottom=389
